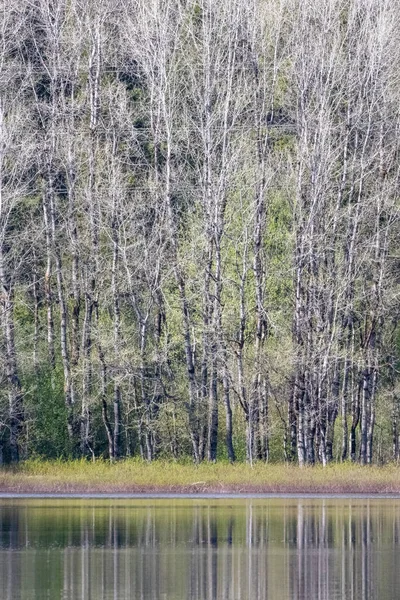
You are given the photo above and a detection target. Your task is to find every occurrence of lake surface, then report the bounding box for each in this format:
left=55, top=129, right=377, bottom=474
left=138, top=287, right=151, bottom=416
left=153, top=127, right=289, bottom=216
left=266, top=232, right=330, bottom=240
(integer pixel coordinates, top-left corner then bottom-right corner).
left=1, top=496, right=400, bottom=599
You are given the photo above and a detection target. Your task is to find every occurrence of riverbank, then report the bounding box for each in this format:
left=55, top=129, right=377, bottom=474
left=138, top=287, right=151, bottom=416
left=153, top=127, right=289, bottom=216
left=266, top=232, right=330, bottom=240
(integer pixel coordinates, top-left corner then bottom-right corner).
left=1, top=460, right=400, bottom=495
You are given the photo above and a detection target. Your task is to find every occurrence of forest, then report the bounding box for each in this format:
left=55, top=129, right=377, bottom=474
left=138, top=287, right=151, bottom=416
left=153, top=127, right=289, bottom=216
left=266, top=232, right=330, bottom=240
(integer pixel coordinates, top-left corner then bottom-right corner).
left=0, top=0, right=399, bottom=466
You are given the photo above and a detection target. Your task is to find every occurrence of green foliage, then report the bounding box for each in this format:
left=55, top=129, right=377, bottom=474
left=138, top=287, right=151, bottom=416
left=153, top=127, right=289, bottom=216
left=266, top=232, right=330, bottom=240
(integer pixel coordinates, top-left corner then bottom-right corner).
left=23, top=367, right=71, bottom=459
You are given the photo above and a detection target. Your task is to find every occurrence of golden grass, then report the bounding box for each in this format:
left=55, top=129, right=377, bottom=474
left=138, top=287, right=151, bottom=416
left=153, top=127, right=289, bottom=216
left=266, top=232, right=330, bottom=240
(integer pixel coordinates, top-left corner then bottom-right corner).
left=0, top=459, right=400, bottom=494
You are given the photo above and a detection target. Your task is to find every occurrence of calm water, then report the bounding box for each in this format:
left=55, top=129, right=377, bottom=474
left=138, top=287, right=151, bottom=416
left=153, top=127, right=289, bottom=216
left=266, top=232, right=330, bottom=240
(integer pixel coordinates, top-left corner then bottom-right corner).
left=1, top=496, right=400, bottom=599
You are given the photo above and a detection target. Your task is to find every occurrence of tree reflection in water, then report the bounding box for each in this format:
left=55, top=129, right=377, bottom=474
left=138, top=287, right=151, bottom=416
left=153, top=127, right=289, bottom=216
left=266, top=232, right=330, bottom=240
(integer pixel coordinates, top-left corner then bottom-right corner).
left=0, top=498, right=399, bottom=599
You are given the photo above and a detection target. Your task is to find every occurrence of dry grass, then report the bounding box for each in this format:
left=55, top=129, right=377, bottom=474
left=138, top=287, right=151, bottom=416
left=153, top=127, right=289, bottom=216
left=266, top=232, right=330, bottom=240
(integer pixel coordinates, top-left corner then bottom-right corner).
left=1, top=459, right=400, bottom=494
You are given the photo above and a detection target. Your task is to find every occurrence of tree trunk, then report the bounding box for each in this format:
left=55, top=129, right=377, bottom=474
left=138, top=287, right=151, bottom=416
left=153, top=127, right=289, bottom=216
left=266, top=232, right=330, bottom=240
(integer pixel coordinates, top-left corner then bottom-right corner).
left=0, top=249, right=23, bottom=463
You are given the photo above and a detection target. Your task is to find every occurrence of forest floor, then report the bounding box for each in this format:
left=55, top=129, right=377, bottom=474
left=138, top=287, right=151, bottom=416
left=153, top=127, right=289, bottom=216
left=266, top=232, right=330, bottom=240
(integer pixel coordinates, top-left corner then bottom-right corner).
left=1, top=460, right=400, bottom=495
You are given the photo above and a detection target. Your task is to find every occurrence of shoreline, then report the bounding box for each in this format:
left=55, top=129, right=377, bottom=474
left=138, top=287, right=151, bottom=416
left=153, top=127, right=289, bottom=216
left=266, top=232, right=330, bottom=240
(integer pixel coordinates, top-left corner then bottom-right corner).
left=2, top=491, right=400, bottom=499
left=2, top=482, right=400, bottom=496
left=2, top=460, right=400, bottom=496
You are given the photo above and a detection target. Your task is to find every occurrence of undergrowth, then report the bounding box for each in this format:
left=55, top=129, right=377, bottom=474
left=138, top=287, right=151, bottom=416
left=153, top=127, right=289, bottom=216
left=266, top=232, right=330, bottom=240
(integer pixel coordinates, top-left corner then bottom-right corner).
left=0, top=459, right=399, bottom=493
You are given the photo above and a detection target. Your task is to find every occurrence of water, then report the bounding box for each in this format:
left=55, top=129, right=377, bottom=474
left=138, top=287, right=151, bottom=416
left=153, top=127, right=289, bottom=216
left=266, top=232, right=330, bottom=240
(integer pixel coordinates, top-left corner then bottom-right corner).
left=1, top=496, right=399, bottom=599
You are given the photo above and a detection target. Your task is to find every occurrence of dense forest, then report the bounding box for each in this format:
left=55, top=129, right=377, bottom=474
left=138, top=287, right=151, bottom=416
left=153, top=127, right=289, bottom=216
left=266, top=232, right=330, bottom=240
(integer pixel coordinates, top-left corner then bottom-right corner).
left=0, top=0, right=399, bottom=465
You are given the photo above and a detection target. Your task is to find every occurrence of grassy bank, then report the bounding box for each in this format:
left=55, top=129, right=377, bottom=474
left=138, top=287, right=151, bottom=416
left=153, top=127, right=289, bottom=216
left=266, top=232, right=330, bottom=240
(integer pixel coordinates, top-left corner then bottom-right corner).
left=1, top=459, right=400, bottom=494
